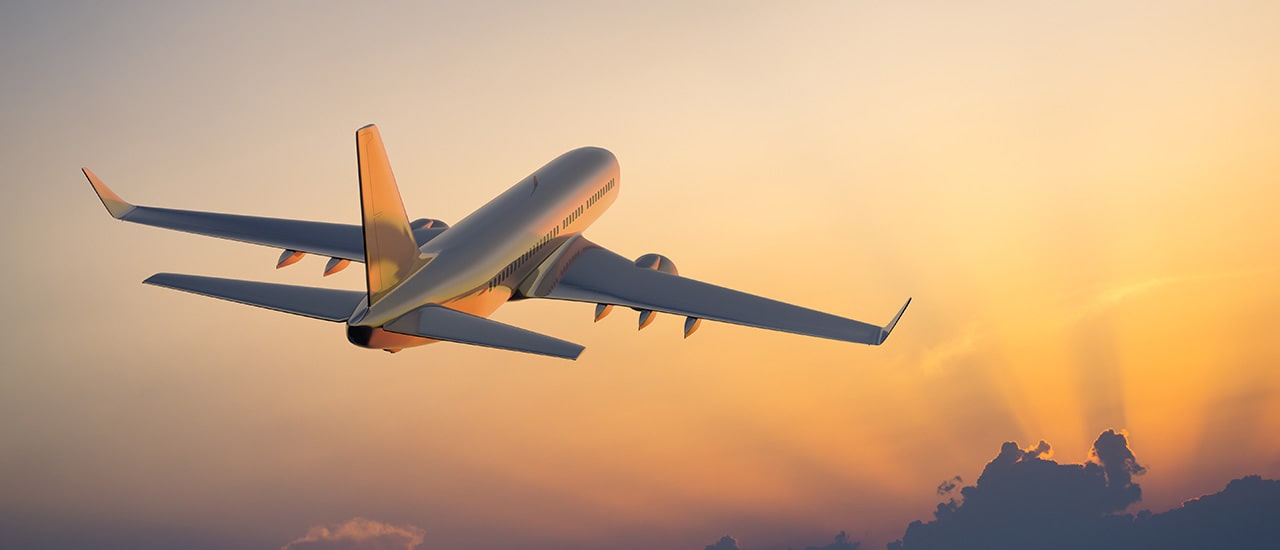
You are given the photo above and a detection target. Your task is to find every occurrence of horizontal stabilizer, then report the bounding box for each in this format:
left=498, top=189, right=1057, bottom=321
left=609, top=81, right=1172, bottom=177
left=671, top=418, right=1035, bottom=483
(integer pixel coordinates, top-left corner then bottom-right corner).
left=384, top=305, right=584, bottom=360
left=144, top=273, right=365, bottom=322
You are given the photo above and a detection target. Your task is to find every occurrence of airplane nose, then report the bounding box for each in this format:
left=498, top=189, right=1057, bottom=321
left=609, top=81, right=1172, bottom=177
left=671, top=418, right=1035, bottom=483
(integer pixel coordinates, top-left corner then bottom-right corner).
left=570, top=146, right=618, bottom=171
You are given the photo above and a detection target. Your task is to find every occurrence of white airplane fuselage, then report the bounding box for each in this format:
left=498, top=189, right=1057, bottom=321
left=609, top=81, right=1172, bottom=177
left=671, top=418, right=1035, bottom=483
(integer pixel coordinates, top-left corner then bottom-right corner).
left=346, top=146, right=620, bottom=350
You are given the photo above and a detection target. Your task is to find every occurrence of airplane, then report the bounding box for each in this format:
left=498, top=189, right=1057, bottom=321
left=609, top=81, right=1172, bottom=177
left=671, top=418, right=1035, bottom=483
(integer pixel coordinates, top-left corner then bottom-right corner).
left=84, top=124, right=910, bottom=360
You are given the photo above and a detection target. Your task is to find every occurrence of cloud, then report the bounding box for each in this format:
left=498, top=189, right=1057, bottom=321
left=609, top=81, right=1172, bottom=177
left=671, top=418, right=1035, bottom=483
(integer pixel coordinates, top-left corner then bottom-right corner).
left=890, top=430, right=1144, bottom=549
left=935, top=476, right=962, bottom=496
left=705, top=531, right=858, bottom=550
left=1131, top=475, right=1280, bottom=548
left=799, top=531, right=860, bottom=550
left=717, top=429, right=1279, bottom=550
left=886, top=430, right=1280, bottom=549
left=703, top=535, right=741, bottom=550
left=1089, top=429, right=1145, bottom=503
left=281, top=518, right=425, bottom=550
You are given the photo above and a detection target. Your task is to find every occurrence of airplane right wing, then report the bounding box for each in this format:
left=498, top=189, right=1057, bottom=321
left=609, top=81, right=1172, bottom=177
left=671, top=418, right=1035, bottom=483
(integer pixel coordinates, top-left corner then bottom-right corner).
left=82, top=168, right=446, bottom=263
left=521, top=236, right=910, bottom=346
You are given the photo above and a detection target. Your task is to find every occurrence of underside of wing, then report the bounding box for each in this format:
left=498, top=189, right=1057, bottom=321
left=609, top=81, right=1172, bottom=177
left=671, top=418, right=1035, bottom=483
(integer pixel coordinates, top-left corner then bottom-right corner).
left=383, top=305, right=585, bottom=360
left=523, top=236, right=910, bottom=345
left=144, top=273, right=366, bottom=322
left=82, top=168, right=446, bottom=262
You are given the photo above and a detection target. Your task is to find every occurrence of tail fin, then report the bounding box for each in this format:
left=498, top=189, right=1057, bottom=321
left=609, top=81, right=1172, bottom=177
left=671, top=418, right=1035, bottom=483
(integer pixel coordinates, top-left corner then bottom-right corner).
left=356, top=124, right=426, bottom=305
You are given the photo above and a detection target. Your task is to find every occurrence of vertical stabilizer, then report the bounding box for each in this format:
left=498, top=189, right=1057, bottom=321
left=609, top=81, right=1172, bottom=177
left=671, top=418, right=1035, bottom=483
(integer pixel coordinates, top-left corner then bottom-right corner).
left=356, top=124, right=425, bottom=304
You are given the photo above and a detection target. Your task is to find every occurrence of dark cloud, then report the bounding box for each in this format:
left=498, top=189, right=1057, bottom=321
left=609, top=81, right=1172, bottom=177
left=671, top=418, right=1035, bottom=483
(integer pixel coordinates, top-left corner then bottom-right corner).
left=1091, top=429, right=1145, bottom=493
left=886, top=430, right=1280, bottom=550
left=281, top=518, right=424, bottom=550
left=703, top=535, right=741, bottom=550
left=1127, top=475, right=1280, bottom=549
left=712, top=427, right=1280, bottom=550
left=890, top=430, right=1144, bottom=549
left=935, top=476, right=962, bottom=496
left=715, top=428, right=1278, bottom=550
left=798, top=531, right=860, bottom=550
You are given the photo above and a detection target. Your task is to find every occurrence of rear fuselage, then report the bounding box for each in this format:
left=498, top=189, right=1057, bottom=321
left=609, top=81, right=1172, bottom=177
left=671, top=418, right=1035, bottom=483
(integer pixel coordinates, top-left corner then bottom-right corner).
left=347, top=146, right=620, bottom=350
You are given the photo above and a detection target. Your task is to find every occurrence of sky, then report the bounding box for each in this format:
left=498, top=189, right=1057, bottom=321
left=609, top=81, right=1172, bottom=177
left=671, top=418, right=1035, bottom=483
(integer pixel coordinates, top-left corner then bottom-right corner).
left=1, top=1, right=1279, bottom=548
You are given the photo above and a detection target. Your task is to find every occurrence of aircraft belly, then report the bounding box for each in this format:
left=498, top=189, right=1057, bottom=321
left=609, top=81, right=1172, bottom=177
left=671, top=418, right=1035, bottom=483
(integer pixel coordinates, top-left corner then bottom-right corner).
left=347, top=287, right=510, bottom=351
left=347, top=325, right=437, bottom=350
left=442, top=287, right=512, bottom=318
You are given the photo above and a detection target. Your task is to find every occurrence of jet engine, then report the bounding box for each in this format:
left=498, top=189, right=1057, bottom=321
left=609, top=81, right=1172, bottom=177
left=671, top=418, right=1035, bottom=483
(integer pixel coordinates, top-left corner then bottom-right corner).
left=631, top=253, right=678, bottom=330
left=410, top=218, right=450, bottom=230
left=633, top=253, right=678, bottom=275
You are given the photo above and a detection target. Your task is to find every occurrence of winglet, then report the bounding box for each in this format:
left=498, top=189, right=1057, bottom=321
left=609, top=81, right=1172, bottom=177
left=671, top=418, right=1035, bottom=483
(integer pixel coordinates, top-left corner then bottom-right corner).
left=877, top=297, right=912, bottom=345
left=82, top=168, right=135, bottom=219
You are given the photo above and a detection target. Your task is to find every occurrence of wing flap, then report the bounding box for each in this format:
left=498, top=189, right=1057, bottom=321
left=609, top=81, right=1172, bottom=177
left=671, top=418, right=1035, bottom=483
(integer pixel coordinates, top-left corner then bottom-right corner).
left=144, top=273, right=365, bottom=322
left=384, top=305, right=584, bottom=360
left=526, top=237, right=905, bottom=346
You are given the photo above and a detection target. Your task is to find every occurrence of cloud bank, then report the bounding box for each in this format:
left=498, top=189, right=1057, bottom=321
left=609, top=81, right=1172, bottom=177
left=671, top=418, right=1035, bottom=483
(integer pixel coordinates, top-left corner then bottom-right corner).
left=891, top=430, right=1145, bottom=549
left=281, top=517, right=425, bottom=550
left=712, top=429, right=1279, bottom=550
left=703, top=535, right=741, bottom=550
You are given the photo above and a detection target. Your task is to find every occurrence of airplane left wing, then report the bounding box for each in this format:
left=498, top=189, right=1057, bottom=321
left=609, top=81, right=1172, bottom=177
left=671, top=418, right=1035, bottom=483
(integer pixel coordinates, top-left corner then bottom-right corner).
left=144, top=273, right=366, bottom=322
left=522, top=236, right=910, bottom=345
left=83, top=168, right=446, bottom=262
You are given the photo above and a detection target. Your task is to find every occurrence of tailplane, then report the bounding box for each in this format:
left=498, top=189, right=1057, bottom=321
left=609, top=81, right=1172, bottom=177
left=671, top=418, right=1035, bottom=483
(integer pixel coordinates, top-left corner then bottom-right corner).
left=356, top=124, right=427, bottom=304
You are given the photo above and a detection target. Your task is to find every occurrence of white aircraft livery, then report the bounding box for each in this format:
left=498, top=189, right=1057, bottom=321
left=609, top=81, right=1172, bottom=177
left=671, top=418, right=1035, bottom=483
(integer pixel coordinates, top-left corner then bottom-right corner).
left=85, top=124, right=910, bottom=359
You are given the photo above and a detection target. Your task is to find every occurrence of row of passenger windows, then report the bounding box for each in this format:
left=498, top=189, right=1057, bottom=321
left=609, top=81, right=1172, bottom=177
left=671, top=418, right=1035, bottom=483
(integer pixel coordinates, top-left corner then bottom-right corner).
left=586, top=178, right=615, bottom=209
left=487, top=221, right=565, bottom=290
left=563, top=178, right=615, bottom=230
left=490, top=178, right=616, bottom=291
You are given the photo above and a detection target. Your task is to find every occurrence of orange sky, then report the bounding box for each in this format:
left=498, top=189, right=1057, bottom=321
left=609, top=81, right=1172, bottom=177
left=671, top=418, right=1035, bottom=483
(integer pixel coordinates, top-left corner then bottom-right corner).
left=2, top=1, right=1278, bottom=548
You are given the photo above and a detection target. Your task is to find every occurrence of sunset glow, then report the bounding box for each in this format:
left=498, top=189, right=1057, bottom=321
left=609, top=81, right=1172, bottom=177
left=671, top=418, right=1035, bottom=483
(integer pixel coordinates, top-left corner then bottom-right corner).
left=2, top=2, right=1278, bottom=549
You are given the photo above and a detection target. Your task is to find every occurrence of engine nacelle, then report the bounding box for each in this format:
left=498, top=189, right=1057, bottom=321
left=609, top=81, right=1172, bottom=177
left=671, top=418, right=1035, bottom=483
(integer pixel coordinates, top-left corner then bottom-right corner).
left=594, top=303, right=614, bottom=322
left=410, top=218, right=450, bottom=230
left=323, top=257, right=351, bottom=277
left=634, top=253, right=678, bottom=275
left=277, top=249, right=305, bottom=269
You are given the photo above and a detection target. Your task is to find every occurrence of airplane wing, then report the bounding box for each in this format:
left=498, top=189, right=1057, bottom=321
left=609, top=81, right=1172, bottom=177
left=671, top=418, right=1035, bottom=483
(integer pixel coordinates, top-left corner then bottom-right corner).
left=521, top=236, right=910, bottom=345
left=144, top=273, right=366, bottom=321
left=83, top=168, right=445, bottom=262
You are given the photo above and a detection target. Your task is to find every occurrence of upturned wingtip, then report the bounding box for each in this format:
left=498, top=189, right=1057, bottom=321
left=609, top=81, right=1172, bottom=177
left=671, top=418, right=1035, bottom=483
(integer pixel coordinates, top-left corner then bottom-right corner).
left=878, top=297, right=912, bottom=345
left=82, top=168, right=135, bottom=219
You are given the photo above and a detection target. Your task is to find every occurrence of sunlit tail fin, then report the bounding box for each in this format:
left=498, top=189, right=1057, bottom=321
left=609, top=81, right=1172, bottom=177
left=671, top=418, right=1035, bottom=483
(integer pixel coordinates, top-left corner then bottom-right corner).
left=356, top=124, right=426, bottom=305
